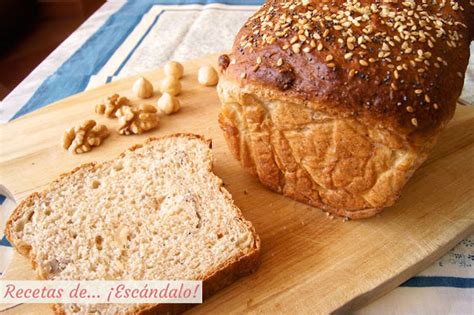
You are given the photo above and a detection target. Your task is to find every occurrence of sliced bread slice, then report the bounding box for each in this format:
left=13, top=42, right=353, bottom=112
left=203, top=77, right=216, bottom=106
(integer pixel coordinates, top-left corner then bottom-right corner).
left=5, top=134, right=260, bottom=314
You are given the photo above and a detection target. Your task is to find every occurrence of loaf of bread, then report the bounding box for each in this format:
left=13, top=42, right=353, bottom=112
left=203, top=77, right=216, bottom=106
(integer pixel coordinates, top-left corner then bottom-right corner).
left=217, top=0, right=473, bottom=219
left=5, top=134, right=260, bottom=314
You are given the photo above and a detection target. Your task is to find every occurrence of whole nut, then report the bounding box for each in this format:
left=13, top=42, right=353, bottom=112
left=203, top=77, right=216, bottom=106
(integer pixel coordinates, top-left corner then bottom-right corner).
left=132, top=77, right=154, bottom=99
left=164, top=61, right=184, bottom=79
left=157, top=93, right=180, bottom=115
left=61, top=120, right=109, bottom=154
left=198, top=65, right=219, bottom=86
left=95, top=94, right=129, bottom=118
left=116, top=104, right=159, bottom=135
left=160, top=77, right=181, bottom=96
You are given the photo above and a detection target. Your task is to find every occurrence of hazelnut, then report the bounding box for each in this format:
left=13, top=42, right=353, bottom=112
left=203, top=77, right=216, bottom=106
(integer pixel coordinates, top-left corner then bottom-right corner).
left=132, top=77, right=154, bottom=99
left=157, top=93, right=180, bottom=115
left=164, top=61, right=184, bottom=79
left=160, top=77, right=181, bottom=96
left=198, top=66, right=219, bottom=86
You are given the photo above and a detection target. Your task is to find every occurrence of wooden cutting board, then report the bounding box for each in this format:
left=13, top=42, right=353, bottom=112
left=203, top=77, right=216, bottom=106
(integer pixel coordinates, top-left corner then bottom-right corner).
left=0, top=54, right=473, bottom=314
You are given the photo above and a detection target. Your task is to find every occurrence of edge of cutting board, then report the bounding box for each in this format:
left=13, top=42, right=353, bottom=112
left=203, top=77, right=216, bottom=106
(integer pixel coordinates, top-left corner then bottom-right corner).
left=0, top=53, right=473, bottom=314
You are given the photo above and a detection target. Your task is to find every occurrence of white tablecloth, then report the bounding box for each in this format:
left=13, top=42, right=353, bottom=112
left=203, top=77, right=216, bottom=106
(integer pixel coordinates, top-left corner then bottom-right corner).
left=0, top=1, right=472, bottom=313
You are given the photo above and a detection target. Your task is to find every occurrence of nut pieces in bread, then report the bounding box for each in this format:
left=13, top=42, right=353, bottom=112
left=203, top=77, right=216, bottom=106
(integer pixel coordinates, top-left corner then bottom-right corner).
left=95, top=93, right=130, bottom=118
left=61, top=120, right=109, bottom=154
left=6, top=134, right=261, bottom=314
left=116, top=104, right=160, bottom=135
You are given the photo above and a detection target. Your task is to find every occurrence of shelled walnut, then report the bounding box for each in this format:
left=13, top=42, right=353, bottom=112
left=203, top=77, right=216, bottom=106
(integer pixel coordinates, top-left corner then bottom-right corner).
left=95, top=94, right=130, bottom=117
left=115, top=104, right=159, bottom=135
left=61, top=120, right=109, bottom=154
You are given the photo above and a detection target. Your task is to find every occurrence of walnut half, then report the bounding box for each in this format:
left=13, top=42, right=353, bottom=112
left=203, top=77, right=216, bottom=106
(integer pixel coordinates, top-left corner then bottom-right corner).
left=61, top=120, right=109, bottom=154
left=95, top=94, right=130, bottom=118
left=115, top=104, right=159, bottom=135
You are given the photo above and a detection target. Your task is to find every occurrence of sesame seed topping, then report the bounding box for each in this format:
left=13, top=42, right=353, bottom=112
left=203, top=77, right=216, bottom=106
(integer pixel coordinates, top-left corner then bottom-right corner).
left=292, top=43, right=301, bottom=53
left=394, top=70, right=399, bottom=79
left=406, top=106, right=414, bottom=113
left=238, top=0, right=468, bottom=127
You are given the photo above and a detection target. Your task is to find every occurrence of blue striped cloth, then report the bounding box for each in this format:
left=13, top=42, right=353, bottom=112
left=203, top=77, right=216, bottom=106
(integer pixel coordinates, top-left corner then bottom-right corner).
left=0, top=1, right=472, bottom=313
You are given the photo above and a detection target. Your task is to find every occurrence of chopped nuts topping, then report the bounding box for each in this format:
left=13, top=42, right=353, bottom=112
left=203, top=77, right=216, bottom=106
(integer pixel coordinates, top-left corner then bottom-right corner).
left=61, top=120, right=109, bottom=154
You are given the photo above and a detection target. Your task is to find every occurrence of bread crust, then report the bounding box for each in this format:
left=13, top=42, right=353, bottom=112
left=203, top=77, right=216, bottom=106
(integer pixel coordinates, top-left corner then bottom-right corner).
left=217, top=0, right=472, bottom=218
left=5, top=133, right=261, bottom=315
left=218, top=79, right=437, bottom=219
left=220, top=0, right=472, bottom=136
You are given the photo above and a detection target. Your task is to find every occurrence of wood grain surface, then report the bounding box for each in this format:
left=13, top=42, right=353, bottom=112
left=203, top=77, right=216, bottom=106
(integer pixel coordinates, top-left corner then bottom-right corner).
left=0, top=54, right=473, bottom=314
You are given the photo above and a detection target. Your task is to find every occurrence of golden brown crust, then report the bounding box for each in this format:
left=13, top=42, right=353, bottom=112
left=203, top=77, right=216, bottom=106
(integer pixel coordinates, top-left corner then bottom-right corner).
left=5, top=133, right=260, bottom=315
left=135, top=228, right=260, bottom=315
left=219, top=0, right=472, bottom=137
left=217, top=0, right=471, bottom=218
left=217, top=78, right=436, bottom=219
left=51, top=236, right=260, bottom=315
